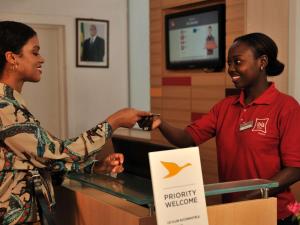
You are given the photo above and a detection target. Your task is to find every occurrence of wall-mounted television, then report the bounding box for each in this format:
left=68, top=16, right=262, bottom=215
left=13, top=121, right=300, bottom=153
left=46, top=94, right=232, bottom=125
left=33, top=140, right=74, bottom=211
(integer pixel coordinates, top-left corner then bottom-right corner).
left=165, top=4, right=225, bottom=70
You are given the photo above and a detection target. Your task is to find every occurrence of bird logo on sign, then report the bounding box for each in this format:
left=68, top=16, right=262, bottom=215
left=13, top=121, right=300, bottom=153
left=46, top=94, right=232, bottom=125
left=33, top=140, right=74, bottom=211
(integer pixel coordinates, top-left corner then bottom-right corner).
left=160, top=161, right=192, bottom=179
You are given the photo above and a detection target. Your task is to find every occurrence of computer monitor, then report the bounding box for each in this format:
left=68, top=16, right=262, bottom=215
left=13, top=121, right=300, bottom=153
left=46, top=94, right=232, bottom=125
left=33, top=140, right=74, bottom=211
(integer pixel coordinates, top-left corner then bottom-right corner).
left=112, top=136, right=174, bottom=179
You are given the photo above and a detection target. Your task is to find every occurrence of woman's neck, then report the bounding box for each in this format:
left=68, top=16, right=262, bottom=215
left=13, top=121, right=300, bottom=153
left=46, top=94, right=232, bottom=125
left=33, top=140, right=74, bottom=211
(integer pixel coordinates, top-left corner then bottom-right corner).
left=243, top=80, right=270, bottom=105
left=0, top=72, right=24, bottom=93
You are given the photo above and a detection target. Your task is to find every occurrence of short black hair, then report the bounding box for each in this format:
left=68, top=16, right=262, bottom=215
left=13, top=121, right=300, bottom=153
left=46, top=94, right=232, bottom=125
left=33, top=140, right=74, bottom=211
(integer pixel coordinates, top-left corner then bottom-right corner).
left=0, top=21, right=37, bottom=75
left=234, top=32, right=284, bottom=76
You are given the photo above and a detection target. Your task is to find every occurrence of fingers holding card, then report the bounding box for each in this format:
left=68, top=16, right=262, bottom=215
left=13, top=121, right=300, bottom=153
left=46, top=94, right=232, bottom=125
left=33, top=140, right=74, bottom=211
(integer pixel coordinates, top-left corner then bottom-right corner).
left=137, top=113, right=160, bottom=131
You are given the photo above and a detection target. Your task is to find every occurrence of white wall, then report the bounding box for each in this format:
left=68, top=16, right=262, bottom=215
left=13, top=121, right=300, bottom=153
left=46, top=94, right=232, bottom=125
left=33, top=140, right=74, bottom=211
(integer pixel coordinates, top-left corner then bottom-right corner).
left=128, top=0, right=150, bottom=111
left=0, top=0, right=129, bottom=137
left=289, top=0, right=300, bottom=102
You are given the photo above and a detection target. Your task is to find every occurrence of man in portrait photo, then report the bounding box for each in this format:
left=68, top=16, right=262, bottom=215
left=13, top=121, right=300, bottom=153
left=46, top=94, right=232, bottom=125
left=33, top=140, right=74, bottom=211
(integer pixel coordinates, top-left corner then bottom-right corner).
left=81, top=24, right=105, bottom=62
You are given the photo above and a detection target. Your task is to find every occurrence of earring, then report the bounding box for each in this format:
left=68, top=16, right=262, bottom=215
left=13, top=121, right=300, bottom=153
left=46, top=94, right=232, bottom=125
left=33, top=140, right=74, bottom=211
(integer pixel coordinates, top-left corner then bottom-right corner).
left=260, top=66, right=264, bottom=71
left=11, top=64, right=18, bottom=71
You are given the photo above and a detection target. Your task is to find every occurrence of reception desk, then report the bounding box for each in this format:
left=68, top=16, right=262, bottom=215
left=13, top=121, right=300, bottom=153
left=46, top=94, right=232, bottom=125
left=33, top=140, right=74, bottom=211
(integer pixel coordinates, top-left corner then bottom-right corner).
left=54, top=177, right=277, bottom=225
left=54, top=128, right=278, bottom=225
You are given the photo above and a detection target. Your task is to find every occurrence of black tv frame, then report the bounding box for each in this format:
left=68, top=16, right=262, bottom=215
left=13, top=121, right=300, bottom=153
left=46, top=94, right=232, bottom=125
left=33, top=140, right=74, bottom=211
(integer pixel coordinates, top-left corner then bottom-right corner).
left=165, top=4, right=226, bottom=71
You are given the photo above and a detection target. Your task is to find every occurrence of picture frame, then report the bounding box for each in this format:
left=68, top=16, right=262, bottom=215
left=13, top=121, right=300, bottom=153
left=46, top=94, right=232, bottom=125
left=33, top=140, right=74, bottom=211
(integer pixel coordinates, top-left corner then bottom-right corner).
left=76, top=18, right=109, bottom=68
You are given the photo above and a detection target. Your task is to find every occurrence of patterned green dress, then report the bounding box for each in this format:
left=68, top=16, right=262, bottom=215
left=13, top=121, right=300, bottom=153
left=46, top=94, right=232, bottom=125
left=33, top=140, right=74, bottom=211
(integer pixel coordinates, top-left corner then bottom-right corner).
left=0, top=83, right=112, bottom=224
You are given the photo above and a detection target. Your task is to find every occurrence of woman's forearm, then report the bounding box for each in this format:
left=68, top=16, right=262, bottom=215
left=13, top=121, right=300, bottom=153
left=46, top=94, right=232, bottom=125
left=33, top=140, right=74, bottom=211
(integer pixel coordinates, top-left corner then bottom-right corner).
left=244, top=167, right=300, bottom=200
left=158, top=120, right=195, bottom=148
left=268, top=167, right=300, bottom=196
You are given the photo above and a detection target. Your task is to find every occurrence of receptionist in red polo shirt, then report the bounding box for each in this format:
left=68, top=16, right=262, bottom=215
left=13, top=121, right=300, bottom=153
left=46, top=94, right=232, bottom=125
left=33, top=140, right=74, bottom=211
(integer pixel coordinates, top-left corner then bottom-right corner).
left=152, top=33, right=300, bottom=225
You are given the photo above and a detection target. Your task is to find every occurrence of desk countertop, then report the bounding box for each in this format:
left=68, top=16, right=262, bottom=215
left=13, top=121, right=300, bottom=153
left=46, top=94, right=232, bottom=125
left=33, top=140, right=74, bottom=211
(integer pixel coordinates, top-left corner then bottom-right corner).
left=113, top=128, right=174, bottom=147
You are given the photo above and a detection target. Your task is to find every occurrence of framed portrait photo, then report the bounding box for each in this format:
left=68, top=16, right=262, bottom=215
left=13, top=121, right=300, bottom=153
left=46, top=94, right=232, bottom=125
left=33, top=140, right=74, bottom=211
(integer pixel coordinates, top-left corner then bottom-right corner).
left=76, top=18, right=109, bottom=68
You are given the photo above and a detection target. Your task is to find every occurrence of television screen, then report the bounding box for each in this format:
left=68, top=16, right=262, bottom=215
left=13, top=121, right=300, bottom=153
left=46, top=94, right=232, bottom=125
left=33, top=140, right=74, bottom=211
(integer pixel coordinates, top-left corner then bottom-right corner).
left=165, top=4, right=225, bottom=70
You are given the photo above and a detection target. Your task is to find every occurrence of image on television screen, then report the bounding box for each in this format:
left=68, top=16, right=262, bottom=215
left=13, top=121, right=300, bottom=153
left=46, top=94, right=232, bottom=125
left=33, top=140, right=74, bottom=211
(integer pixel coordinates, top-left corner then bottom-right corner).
left=165, top=4, right=225, bottom=70
left=169, top=14, right=219, bottom=62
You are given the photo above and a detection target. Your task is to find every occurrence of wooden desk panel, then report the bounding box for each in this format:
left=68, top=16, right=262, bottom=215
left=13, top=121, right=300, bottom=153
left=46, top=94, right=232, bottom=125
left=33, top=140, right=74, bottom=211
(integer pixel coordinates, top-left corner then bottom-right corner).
left=207, top=198, right=277, bottom=225
left=54, top=179, right=155, bottom=225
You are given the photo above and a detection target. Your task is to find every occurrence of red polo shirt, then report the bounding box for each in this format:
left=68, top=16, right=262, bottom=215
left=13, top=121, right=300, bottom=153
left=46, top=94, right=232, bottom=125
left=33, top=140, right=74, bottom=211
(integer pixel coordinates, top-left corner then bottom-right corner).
left=186, top=83, right=300, bottom=219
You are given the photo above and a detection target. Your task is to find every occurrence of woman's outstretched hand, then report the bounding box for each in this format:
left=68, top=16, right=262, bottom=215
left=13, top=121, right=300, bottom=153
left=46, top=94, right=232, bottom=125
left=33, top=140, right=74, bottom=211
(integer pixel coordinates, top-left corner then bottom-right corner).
left=106, top=108, right=151, bottom=131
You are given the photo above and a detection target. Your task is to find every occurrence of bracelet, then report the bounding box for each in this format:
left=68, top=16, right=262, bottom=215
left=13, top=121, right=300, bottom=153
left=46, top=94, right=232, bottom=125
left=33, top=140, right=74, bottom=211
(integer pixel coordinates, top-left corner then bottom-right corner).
left=103, top=121, right=113, bottom=139
left=86, top=160, right=98, bottom=174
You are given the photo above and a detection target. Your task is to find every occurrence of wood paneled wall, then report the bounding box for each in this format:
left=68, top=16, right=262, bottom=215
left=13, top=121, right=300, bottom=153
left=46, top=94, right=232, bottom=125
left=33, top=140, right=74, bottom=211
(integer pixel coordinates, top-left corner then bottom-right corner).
left=150, top=0, right=246, bottom=185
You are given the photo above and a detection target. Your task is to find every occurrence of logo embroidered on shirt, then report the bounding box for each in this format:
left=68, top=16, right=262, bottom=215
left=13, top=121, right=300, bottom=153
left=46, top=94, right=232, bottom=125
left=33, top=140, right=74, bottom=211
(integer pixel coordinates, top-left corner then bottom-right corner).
left=252, top=118, right=269, bottom=134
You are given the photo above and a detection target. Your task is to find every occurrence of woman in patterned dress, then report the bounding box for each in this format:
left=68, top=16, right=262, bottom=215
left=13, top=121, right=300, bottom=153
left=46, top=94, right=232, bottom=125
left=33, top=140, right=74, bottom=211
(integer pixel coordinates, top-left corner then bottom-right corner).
left=0, top=21, right=149, bottom=225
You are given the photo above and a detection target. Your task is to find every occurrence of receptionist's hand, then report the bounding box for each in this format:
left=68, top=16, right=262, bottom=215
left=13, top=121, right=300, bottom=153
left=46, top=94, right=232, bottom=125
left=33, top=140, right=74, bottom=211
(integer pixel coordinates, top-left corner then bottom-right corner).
left=93, top=153, right=124, bottom=174
left=151, top=116, right=162, bottom=130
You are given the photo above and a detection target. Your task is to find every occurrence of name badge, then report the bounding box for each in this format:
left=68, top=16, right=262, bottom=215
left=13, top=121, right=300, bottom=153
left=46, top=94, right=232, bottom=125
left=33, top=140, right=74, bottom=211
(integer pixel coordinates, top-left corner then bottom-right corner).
left=239, top=120, right=253, bottom=131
